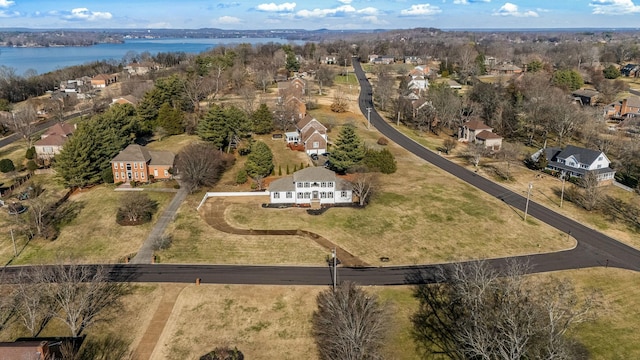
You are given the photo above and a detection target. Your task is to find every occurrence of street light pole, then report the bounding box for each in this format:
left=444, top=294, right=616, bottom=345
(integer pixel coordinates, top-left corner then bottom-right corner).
left=331, top=248, right=337, bottom=291
left=366, top=107, right=372, bottom=129
left=524, top=182, right=533, bottom=221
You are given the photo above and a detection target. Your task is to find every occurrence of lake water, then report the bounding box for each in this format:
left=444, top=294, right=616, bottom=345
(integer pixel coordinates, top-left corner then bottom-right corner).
left=0, top=38, right=298, bottom=76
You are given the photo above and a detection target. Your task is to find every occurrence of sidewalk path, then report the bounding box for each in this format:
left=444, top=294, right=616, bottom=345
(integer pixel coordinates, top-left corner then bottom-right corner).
left=131, top=184, right=188, bottom=264
left=132, top=283, right=186, bottom=360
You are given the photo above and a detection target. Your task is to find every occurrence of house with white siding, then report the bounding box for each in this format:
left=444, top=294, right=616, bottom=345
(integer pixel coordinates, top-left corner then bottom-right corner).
left=533, top=145, right=616, bottom=185
left=268, top=167, right=353, bottom=207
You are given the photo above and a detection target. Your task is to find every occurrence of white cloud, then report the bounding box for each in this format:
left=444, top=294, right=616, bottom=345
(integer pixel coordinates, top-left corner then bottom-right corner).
left=400, top=4, right=442, bottom=16
left=296, top=5, right=355, bottom=18
left=0, top=0, right=14, bottom=8
left=338, top=0, right=352, bottom=3
left=0, top=10, right=19, bottom=17
left=256, top=2, right=296, bottom=12
left=590, top=0, right=640, bottom=14
left=454, top=0, right=491, bottom=3
left=216, top=15, right=242, bottom=24
left=63, top=8, right=113, bottom=21
left=358, top=7, right=379, bottom=15
left=493, top=2, right=538, bottom=17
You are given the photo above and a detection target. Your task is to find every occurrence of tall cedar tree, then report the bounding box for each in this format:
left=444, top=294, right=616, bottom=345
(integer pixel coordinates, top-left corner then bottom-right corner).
left=363, top=148, right=397, bottom=174
left=244, top=141, right=274, bottom=179
left=197, top=104, right=229, bottom=149
left=54, top=104, right=138, bottom=188
left=251, top=103, right=274, bottom=134
left=156, top=102, right=184, bottom=135
left=329, top=125, right=365, bottom=173
left=197, top=105, right=250, bottom=150
left=137, top=75, right=190, bottom=134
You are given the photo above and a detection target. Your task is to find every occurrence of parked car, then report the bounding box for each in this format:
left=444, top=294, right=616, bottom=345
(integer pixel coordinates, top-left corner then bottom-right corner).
left=321, top=152, right=330, bottom=157
left=310, top=153, right=319, bottom=160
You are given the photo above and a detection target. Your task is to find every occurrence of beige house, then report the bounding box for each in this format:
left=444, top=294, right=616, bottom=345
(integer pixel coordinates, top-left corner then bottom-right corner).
left=458, top=120, right=503, bottom=151
left=34, top=122, right=76, bottom=160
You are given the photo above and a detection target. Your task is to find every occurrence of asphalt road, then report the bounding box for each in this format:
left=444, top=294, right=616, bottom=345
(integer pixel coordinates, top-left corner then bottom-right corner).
left=2, top=65, right=639, bottom=287
left=0, top=110, right=92, bottom=149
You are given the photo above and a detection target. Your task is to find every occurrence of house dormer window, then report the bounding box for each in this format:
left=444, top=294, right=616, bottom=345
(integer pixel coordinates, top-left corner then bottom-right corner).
left=598, top=156, right=603, bottom=161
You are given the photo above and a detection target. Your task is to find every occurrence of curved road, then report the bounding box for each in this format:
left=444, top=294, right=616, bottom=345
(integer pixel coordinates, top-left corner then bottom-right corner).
left=2, top=64, right=639, bottom=287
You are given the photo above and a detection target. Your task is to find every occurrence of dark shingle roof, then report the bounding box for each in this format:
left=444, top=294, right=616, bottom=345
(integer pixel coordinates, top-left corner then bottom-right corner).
left=111, top=144, right=151, bottom=163
left=293, top=167, right=336, bottom=182
left=269, top=176, right=295, bottom=192
left=555, top=145, right=602, bottom=165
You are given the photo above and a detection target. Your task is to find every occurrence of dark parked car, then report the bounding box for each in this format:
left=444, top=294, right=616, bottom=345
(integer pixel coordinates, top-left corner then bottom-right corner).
left=321, top=152, right=330, bottom=157
left=310, top=153, right=318, bottom=160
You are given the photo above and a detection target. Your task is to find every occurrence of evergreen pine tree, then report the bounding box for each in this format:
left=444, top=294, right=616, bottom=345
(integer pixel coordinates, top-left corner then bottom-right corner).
left=244, top=141, right=274, bottom=179
left=329, top=125, right=365, bottom=173
left=286, top=164, right=290, bottom=174
left=198, top=104, right=229, bottom=149
left=251, top=103, right=274, bottom=134
left=278, top=165, right=282, bottom=176
left=156, top=102, right=184, bottom=135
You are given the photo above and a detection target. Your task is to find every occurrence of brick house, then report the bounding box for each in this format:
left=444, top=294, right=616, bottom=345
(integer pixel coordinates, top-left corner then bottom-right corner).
left=91, top=73, right=118, bottom=88
left=110, top=144, right=175, bottom=184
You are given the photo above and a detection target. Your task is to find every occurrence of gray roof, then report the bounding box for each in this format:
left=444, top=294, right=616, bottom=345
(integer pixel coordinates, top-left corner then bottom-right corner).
left=555, top=145, right=602, bottom=165
left=111, top=144, right=175, bottom=166
left=111, top=144, right=151, bottom=163
left=269, top=176, right=295, bottom=192
left=293, top=167, right=336, bottom=182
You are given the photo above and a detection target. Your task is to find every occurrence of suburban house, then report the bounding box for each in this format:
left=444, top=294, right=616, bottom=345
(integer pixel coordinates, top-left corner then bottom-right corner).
left=123, top=61, right=159, bottom=76
left=110, top=144, right=175, bottom=184
left=285, top=115, right=328, bottom=155
left=604, top=96, right=640, bottom=120
left=0, top=340, right=53, bottom=360
left=91, top=73, right=118, bottom=88
left=34, top=122, right=75, bottom=160
left=491, top=63, right=523, bottom=75
left=404, top=55, right=424, bottom=64
left=572, top=89, right=600, bottom=106
left=533, top=145, right=616, bottom=185
left=620, top=63, right=640, bottom=77
left=268, top=167, right=353, bottom=207
left=407, top=66, right=429, bottom=94
left=111, top=95, right=139, bottom=107
left=320, top=55, right=337, bottom=65
left=458, top=120, right=503, bottom=151
left=277, top=77, right=307, bottom=121
left=370, top=55, right=395, bottom=65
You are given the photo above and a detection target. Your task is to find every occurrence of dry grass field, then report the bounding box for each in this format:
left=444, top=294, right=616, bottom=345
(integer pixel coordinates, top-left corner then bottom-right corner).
left=1, top=185, right=174, bottom=265
left=148, top=268, right=640, bottom=360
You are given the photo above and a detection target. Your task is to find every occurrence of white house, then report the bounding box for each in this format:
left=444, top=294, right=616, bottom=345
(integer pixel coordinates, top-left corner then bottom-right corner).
left=533, top=145, right=616, bottom=185
left=268, top=167, right=353, bottom=206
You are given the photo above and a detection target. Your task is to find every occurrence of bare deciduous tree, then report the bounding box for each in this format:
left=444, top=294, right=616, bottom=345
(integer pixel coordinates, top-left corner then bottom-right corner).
left=411, top=260, right=598, bottom=360
left=42, top=264, right=131, bottom=338
left=351, top=173, right=376, bottom=206
left=8, top=104, right=37, bottom=147
left=176, top=142, right=234, bottom=193
left=466, top=143, right=486, bottom=168
left=498, top=142, right=520, bottom=179
left=312, top=281, right=389, bottom=360
left=116, top=192, right=158, bottom=224
left=580, top=171, right=603, bottom=211
left=14, top=268, right=57, bottom=336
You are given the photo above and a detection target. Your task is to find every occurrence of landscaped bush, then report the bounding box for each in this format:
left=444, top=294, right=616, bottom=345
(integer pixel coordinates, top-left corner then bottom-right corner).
left=199, top=347, right=244, bottom=360
left=25, top=146, right=36, bottom=160
left=0, top=158, right=15, bottom=173
left=116, top=193, right=158, bottom=226
left=362, top=148, right=397, bottom=174
left=377, top=137, right=389, bottom=146
left=236, top=169, right=248, bottom=184
left=26, top=160, right=38, bottom=172
left=101, top=168, right=114, bottom=184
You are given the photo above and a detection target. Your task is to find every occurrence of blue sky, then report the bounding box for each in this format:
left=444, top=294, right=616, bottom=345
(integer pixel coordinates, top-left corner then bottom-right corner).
left=1, top=0, right=640, bottom=30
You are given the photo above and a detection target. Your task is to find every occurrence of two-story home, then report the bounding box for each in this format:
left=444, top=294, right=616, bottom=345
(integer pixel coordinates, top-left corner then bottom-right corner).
left=407, top=66, right=429, bottom=94
left=458, top=120, right=503, bottom=151
left=34, top=122, right=75, bottom=160
left=110, top=144, right=175, bottom=184
left=285, top=115, right=328, bottom=155
left=268, top=167, right=353, bottom=207
left=534, top=145, right=616, bottom=184
left=604, top=96, right=640, bottom=120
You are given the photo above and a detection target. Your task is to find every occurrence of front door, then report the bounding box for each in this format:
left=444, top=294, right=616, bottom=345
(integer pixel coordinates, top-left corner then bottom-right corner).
left=312, top=191, right=319, bottom=199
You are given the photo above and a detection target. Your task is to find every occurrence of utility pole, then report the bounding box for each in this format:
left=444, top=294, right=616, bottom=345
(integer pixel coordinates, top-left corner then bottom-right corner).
left=331, top=248, right=337, bottom=291
left=10, top=229, right=17, bottom=256
left=524, top=182, right=533, bottom=221
left=366, top=107, right=372, bottom=129
left=560, top=171, right=566, bottom=208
